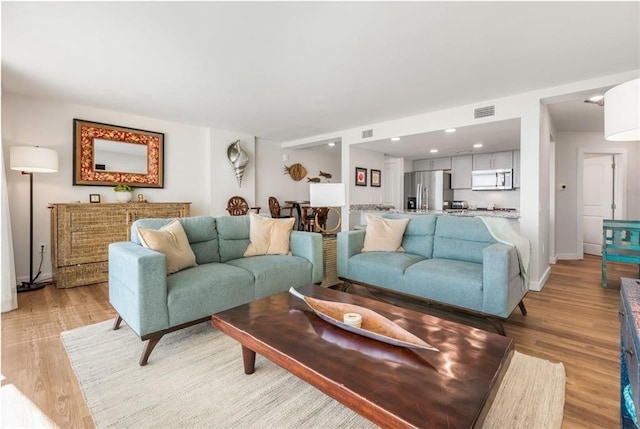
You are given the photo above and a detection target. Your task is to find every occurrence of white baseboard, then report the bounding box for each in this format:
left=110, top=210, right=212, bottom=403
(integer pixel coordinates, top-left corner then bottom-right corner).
left=15, top=272, right=53, bottom=286
left=529, top=266, right=551, bottom=292
left=549, top=255, right=558, bottom=264
left=556, top=253, right=582, bottom=260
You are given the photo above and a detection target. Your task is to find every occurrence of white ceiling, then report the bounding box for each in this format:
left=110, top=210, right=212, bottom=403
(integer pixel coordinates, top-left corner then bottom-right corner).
left=2, top=2, right=638, bottom=154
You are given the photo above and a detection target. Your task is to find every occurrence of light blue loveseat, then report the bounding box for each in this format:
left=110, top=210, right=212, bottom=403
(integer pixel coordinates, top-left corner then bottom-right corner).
left=109, top=215, right=322, bottom=365
left=337, top=214, right=528, bottom=334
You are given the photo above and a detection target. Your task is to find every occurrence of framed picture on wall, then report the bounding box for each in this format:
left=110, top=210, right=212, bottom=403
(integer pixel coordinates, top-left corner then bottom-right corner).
left=355, top=167, right=367, bottom=186
left=370, top=169, right=381, bottom=187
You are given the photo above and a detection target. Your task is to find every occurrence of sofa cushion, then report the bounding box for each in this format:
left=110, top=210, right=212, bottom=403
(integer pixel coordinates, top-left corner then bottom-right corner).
left=432, top=216, right=496, bottom=264
left=166, top=262, right=255, bottom=327
left=216, top=215, right=251, bottom=262
left=345, top=251, right=425, bottom=290
left=362, top=215, right=410, bottom=252
left=402, top=258, right=484, bottom=313
left=179, top=216, right=220, bottom=264
left=131, top=217, right=220, bottom=264
left=384, top=214, right=437, bottom=258
left=227, top=255, right=314, bottom=299
left=137, top=220, right=197, bottom=275
left=244, top=213, right=296, bottom=256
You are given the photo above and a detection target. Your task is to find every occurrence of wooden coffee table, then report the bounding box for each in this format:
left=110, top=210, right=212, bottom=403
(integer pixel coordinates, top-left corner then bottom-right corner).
left=211, top=285, right=513, bottom=428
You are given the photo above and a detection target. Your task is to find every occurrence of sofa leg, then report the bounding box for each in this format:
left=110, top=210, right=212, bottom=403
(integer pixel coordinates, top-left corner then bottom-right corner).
left=113, top=315, right=123, bottom=330
left=139, top=334, right=163, bottom=366
left=487, top=318, right=506, bottom=336
left=518, top=300, right=528, bottom=316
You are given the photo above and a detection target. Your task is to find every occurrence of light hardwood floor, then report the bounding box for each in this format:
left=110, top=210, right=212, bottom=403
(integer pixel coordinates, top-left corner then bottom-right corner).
left=1, top=255, right=637, bottom=428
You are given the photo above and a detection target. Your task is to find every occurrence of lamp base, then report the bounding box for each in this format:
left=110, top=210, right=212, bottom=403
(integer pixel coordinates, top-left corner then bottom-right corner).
left=17, top=281, right=46, bottom=293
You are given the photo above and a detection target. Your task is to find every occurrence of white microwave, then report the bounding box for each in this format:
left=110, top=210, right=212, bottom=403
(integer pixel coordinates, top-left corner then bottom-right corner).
left=471, top=169, right=514, bottom=190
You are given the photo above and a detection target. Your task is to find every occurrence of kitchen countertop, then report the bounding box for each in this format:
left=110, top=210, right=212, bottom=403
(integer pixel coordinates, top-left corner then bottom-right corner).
left=350, top=207, right=519, bottom=219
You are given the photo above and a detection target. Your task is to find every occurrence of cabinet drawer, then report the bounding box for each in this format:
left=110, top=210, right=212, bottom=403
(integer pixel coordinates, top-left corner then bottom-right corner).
left=54, top=261, right=108, bottom=288
left=623, top=313, right=640, bottom=416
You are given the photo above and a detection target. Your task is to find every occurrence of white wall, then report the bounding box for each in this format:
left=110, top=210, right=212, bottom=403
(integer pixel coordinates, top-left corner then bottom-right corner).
left=555, top=131, right=640, bottom=259
left=255, top=141, right=342, bottom=211
left=2, top=93, right=346, bottom=283
left=2, top=93, right=210, bottom=282
left=349, top=145, right=385, bottom=204
left=210, top=129, right=256, bottom=216
left=282, top=70, right=640, bottom=290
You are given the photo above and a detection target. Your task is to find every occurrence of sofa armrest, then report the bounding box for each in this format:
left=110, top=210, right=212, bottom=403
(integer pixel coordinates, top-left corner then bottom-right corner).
left=108, top=241, right=170, bottom=337
left=482, top=243, right=526, bottom=318
left=337, top=230, right=366, bottom=278
left=289, top=231, right=323, bottom=283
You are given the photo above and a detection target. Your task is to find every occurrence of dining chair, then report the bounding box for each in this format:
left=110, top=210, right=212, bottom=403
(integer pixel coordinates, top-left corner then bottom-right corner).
left=226, top=196, right=261, bottom=216
left=268, top=197, right=294, bottom=218
left=303, top=207, right=329, bottom=232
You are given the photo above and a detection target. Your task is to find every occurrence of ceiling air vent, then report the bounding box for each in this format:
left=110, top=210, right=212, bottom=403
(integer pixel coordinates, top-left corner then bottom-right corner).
left=474, top=105, right=495, bottom=119
left=361, top=129, right=374, bottom=139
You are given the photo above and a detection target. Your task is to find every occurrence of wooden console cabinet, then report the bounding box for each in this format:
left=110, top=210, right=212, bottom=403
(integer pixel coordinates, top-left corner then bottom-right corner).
left=49, top=202, right=190, bottom=288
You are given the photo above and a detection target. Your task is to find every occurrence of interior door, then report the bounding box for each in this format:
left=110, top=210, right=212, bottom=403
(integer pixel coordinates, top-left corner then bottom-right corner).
left=583, top=154, right=614, bottom=255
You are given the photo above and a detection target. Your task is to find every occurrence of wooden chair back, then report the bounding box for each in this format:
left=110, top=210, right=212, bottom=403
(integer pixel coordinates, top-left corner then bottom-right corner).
left=226, top=196, right=261, bottom=216
left=268, top=197, right=292, bottom=218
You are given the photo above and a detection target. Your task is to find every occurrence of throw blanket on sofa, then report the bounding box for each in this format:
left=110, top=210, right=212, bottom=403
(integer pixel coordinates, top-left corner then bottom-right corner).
left=477, top=216, right=530, bottom=291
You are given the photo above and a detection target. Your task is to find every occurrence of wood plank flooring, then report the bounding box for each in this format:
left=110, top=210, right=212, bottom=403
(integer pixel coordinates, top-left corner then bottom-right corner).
left=1, top=255, right=637, bottom=428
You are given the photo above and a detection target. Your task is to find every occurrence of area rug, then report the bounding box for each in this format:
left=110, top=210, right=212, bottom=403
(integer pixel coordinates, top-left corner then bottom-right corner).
left=61, top=320, right=565, bottom=428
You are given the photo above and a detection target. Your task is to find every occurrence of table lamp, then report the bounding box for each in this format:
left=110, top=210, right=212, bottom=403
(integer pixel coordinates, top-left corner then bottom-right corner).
left=309, top=183, right=345, bottom=234
left=10, top=146, right=59, bottom=292
left=604, top=77, right=640, bottom=141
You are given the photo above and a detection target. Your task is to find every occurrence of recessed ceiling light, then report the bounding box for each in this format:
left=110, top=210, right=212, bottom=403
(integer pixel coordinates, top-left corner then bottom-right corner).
left=328, top=142, right=336, bottom=147
left=391, top=137, right=400, bottom=141
left=445, top=128, right=456, bottom=133
left=473, top=143, right=483, bottom=148
left=430, top=149, right=438, bottom=153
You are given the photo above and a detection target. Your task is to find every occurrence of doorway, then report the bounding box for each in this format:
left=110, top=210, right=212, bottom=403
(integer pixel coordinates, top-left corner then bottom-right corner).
left=579, top=150, right=626, bottom=256
left=383, top=158, right=403, bottom=210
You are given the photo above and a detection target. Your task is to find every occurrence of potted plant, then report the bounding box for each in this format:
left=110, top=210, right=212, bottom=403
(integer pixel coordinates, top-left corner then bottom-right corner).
left=113, top=184, right=134, bottom=202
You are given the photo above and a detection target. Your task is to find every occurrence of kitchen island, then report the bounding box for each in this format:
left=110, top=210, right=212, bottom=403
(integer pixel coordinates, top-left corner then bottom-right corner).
left=349, top=205, right=520, bottom=230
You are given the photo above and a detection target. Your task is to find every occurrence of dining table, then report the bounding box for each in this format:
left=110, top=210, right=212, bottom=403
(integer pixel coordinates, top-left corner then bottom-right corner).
left=285, top=200, right=310, bottom=231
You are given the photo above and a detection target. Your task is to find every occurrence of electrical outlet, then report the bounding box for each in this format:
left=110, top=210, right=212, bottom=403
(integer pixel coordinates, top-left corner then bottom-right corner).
left=40, top=242, right=47, bottom=253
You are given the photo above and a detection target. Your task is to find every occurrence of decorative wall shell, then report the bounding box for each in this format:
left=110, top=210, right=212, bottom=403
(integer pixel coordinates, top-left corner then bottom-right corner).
left=226, top=140, right=249, bottom=187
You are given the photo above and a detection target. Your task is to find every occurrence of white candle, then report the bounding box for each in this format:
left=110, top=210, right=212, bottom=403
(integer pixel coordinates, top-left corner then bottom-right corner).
left=343, top=312, right=362, bottom=328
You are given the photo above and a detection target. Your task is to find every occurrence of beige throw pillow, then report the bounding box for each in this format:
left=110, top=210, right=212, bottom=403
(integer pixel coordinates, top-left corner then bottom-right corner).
left=137, top=219, right=197, bottom=275
left=362, top=215, right=410, bottom=252
left=244, top=213, right=296, bottom=257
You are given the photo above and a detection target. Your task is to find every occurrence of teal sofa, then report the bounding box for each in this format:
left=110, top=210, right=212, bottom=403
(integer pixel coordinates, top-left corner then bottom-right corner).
left=109, top=215, right=322, bottom=365
left=337, top=214, right=528, bottom=334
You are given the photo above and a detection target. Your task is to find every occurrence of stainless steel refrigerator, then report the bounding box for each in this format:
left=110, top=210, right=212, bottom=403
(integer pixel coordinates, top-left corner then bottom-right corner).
left=403, top=170, right=453, bottom=211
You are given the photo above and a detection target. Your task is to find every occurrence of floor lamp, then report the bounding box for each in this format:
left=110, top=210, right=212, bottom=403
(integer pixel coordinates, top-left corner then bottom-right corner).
left=10, top=146, right=59, bottom=292
left=310, top=183, right=346, bottom=288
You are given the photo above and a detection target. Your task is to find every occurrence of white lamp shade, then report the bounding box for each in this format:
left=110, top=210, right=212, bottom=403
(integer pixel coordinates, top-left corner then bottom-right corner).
left=10, top=146, right=59, bottom=173
left=604, top=77, right=640, bottom=141
left=310, top=183, right=346, bottom=207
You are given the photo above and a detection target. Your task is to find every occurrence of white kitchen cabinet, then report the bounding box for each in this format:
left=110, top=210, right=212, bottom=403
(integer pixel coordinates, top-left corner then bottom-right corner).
left=451, top=155, right=473, bottom=189
left=513, top=150, right=520, bottom=188
left=413, top=157, right=452, bottom=171
left=472, top=151, right=513, bottom=170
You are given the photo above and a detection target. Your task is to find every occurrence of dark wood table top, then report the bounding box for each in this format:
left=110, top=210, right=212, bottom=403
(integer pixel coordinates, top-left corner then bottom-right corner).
left=211, top=285, right=514, bottom=428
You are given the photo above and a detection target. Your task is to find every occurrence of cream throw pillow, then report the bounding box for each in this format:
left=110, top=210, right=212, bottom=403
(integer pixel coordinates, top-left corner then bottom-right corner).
left=137, top=219, right=197, bottom=275
left=244, top=213, right=296, bottom=257
left=362, top=214, right=410, bottom=252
